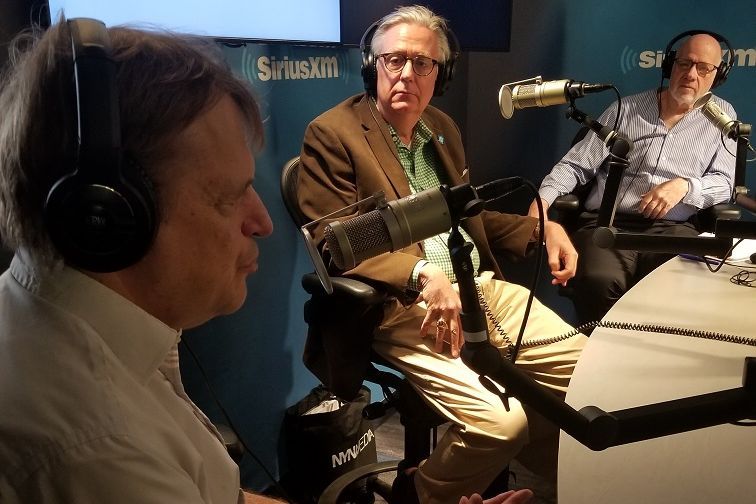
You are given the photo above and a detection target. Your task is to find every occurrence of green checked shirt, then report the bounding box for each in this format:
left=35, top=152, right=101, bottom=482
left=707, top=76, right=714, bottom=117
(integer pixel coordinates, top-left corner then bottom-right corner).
left=388, top=119, right=481, bottom=291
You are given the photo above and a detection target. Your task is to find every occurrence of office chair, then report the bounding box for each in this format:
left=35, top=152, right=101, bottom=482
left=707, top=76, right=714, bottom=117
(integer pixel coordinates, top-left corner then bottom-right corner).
left=280, top=156, right=457, bottom=503
left=550, top=126, right=741, bottom=232
left=547, top=127, right=741, bottom=301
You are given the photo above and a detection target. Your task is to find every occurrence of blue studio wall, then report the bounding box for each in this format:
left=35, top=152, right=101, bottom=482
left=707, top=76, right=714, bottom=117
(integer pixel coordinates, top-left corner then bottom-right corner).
left=179, top=43, right=366, bottom=490
left=466, top=0, right=755, bottom=191
left=180, top=0, right=755, bottom=492
left=463, top=0, right=755, bottom=318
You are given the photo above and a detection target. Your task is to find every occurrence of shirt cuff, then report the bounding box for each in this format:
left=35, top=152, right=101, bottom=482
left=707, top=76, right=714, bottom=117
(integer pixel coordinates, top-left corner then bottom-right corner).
left=538, top=187, right=562, bottom=206
left=682, top=177, right=700, bottom=206
left=408, top=259, right=429, bottom=291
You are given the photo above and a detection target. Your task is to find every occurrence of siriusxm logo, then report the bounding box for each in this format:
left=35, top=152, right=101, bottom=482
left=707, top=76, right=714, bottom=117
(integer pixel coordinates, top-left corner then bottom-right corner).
left=620, top=46, right=756, bottom=74
left=256, top=55, right=339, bottom=81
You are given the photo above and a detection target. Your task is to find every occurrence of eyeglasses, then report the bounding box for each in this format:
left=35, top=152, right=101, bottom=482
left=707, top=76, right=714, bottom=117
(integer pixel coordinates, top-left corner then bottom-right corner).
left=674, top=58, right=718, bottom=77
left=378, top=53, right=439, bottom=76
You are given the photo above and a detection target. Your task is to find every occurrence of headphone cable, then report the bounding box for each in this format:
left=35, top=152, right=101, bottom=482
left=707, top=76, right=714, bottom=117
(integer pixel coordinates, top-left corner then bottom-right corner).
left=180, top=338, right=293, bottom=502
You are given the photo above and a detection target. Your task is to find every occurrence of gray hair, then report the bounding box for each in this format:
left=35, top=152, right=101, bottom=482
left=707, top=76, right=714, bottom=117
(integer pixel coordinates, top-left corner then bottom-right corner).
left=371, top=5, right=451, bottom=63
left=0, top=16, right=263, bottom=269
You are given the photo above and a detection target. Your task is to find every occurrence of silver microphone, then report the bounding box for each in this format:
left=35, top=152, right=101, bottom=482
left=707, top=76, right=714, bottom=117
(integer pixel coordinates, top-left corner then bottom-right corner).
left=499, top=76, right=612, bottom=119
left=324, top=178, right=525, bottom=270
left=701, top=98, right=740, bottom=140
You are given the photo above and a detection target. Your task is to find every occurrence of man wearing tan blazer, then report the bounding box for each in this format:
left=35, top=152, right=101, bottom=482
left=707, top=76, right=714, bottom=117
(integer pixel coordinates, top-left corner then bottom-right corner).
left=297, top=6, right=585, bottom=504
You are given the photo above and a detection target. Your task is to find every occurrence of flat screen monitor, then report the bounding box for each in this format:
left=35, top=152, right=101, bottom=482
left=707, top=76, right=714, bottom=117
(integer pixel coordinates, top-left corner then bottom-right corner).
left=340, top=0, right=513, bottom=52
left=46, top=0, right=341, bottom=43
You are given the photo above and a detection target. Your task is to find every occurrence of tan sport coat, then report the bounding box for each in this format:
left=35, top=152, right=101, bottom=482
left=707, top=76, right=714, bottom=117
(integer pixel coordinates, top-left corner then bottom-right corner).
left=296, top=93, right=538, bottom=398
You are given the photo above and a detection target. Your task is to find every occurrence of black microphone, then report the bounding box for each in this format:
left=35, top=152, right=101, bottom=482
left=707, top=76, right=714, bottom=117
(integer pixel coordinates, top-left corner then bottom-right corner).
left=499, top=77, right=613, bottom=119
left=324, top=178, right=524, bottom=270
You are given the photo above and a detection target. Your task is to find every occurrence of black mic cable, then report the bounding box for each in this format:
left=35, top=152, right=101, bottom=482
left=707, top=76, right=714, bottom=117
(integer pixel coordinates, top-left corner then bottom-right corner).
left=510, top=181, right=546, bottom=363
left=456, top=180, right=545, bottom=365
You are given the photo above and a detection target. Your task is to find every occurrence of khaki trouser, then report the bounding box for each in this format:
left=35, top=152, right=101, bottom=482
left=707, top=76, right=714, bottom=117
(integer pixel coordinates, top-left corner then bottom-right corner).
left=373, top=273, right=586, bottom=504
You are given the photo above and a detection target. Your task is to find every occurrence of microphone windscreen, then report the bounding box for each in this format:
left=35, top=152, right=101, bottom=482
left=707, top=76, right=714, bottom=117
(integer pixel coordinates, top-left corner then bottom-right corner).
left=324, top=209, right=392, bottom=270
left=498, top=85, right=515, bottom=119
left=693, top=91, right=712, bottom=110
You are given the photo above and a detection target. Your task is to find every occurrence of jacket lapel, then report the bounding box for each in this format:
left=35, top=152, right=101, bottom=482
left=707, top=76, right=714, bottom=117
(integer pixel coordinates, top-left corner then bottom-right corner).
left=357, top=96, right=412, bottom=199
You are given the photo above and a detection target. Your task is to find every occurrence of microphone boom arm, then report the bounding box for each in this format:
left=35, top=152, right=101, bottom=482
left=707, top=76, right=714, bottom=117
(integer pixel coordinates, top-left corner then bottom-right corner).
left=565, top=105, right=756, bottom=255
left=733, top=122, right=752, bottom=204
left=565, top=105, right=633, bottom=228
left=449, top=177, right=756, bottom=452
left=463, top=344, right=756, bottom=451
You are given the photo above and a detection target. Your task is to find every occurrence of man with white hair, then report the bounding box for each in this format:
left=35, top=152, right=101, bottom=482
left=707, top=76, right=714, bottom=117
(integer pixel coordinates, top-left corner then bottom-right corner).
left=298, top=5, right=585, bottom=503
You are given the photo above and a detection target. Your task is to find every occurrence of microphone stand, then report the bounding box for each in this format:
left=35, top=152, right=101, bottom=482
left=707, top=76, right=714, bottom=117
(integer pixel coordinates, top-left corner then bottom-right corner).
left=731, top=120, right=756, bottom=214
left=450, top=217, right=756, bottom=451
left=714, top=121, right=756, bottom=240
left=565, top=105, right=633, bottom=228
left=440, top=172, right=756, bottom=450
left=566, top=104, right=746, bottom=257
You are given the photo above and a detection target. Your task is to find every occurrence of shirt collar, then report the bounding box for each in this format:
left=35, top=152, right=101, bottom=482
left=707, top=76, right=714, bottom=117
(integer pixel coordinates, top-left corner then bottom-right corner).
left=10, top=249, right=180, bottom=384
left=388, top=118, right=434, bottom=151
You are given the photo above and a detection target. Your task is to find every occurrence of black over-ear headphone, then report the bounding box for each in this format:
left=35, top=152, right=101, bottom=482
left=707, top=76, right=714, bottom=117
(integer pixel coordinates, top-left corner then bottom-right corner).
left=44, top=18, right=157, bottom=272
left=661, top=29, right=734, bottom=89
left=360, top=20, right=460, bottom=97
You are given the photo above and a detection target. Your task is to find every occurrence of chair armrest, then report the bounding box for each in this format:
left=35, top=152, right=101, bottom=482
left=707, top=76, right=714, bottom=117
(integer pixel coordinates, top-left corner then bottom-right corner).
left=696, top=203, right=742, bottom=232
left=708, top=203, right=741, bottom=221
left=551, top=194, right=581, bottom=213
left=302, top=272, right=386, bottom=305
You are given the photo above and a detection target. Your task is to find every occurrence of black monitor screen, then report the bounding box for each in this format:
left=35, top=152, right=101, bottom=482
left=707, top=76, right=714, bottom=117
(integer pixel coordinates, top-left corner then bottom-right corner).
left=340, top=0, right=512, bottom=52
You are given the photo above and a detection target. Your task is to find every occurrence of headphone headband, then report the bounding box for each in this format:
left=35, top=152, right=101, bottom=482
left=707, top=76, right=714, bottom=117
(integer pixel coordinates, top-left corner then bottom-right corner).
left=67, top=18, right=122, bottom=182
left=661, top=29, right=733, bottom=88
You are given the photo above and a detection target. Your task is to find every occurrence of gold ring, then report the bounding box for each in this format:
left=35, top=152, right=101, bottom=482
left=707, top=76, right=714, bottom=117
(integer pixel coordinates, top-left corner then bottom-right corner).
left=436, top=319, right=447, bottom=329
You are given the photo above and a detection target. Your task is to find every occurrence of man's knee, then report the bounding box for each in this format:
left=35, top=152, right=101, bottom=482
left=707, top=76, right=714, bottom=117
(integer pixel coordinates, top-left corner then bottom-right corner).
left=467, top=399, right=531, bottom=451
left=574, top=266, right=628, bottom=301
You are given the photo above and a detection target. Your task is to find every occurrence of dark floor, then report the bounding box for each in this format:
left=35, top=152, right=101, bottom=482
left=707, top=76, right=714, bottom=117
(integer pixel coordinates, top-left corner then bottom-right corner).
left=371, top=411, right=556, bottom=504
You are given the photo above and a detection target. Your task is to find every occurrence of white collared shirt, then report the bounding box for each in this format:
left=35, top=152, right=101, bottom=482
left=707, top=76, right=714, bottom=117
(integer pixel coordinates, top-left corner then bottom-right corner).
left=540, top=89, right=737, bottom=222
left=0, top=251, right=243, bottom=503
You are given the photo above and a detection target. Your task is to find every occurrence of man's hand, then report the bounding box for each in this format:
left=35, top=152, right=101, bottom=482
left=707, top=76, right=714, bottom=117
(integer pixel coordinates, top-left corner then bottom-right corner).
left=638, top=177, right=689, bottom=219
left=527, top=198, right=550, bottom=220
left=543, top=221, right=578, bottom=286
left=459, top=489, right=534, bottom=504
left=417, top=263, right=463, bottom=358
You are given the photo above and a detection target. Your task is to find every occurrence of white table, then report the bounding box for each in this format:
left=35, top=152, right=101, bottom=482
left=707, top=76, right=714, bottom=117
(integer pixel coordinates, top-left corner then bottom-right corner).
left=558, top=256, right=756, bottom=503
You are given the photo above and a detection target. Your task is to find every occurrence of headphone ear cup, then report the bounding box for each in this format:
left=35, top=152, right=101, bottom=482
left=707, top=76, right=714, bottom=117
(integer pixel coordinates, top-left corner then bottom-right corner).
left=433, top=58, right=457, bottom=96
left=433, top=28, right=460, bottom=97
left=49, top=18, right=158, bottom=272
left=712, top=62, right=727, bottom=88
left=433, top=62, right=447, bottom=96
left=361, top=51, right=377, bottom=96
left=360, top=22, right=379, bottom=96
left=44, top=160, right=157, bottom=272
left=661, top=49, right=676, bottom=80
